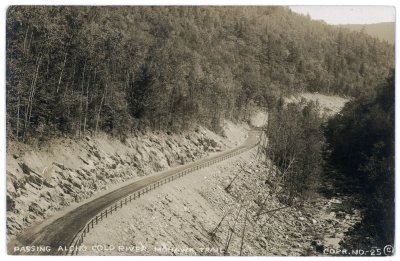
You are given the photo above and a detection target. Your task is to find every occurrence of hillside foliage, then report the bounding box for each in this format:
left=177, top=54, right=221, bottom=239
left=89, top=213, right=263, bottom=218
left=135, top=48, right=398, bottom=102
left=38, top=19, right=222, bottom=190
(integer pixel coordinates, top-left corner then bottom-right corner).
left=6, top=6, right=394, bottom=142
left=264, top=99, right=325, bottom=205
left=324, top=72, right=395, bottom=249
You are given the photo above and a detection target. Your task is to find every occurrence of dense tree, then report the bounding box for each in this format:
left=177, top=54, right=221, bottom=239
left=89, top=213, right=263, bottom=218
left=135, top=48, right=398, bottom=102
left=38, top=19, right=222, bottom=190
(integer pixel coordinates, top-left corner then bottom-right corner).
left=6, top=6, right=394, bottom=142
left=324, top=72, right=395, bottom=249
left=264, top=100, right=325, bottom=205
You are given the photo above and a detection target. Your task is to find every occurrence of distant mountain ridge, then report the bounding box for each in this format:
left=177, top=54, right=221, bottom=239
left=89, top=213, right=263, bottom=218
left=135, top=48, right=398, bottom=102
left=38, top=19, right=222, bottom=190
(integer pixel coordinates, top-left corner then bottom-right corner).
left=337, top=22, right=395, bottom=45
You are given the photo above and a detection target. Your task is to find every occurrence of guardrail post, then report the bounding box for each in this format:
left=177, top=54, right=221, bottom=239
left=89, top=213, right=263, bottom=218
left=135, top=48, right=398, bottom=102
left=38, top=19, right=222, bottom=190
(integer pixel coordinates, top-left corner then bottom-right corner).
left=91, top=219, right=94, bottom=228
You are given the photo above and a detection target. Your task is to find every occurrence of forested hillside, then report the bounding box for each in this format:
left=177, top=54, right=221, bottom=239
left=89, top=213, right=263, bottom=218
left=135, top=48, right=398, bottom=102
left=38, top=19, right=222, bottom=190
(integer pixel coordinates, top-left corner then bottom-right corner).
left=6, top=6, right=394, bottom=142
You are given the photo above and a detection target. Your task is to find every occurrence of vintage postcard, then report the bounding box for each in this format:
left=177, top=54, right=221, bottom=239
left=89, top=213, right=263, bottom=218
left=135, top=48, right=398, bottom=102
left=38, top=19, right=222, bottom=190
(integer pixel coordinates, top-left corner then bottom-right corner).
left=5, top=5, right=395, bottom=256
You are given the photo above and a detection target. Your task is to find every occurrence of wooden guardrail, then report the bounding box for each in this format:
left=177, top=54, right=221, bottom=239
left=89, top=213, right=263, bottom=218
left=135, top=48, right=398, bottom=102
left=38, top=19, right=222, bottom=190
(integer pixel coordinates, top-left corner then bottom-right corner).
left=68, top=143, right=256, bottom=255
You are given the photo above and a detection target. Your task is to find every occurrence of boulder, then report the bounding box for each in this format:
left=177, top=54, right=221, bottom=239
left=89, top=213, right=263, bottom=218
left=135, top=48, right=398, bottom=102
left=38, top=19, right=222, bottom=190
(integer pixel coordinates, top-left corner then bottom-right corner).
left=28, top=202, right=44, bottom=217
left=69, top=175, right=82, bottom=189
left=53, top=162, right=67, bottom=170
left=6, top=194, right=15, bottom=212
left=26, top=172, right=43, bottom=187
left=43, top=179, right=55, bottom=188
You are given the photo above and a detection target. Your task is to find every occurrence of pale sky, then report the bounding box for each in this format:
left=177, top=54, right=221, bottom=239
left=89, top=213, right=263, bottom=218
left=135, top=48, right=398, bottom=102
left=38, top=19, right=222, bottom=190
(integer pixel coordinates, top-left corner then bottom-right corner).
left=289, top=6, right=395, bottom=25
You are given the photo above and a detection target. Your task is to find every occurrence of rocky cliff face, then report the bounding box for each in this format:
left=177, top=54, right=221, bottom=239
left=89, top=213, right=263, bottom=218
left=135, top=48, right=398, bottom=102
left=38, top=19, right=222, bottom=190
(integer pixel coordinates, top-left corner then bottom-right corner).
left=6, top=125, right=246, bottom=238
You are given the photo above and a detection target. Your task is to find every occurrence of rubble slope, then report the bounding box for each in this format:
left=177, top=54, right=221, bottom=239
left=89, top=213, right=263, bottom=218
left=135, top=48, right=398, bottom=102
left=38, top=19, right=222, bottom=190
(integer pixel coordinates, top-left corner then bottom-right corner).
left=6, top=121, right=248, bottom=238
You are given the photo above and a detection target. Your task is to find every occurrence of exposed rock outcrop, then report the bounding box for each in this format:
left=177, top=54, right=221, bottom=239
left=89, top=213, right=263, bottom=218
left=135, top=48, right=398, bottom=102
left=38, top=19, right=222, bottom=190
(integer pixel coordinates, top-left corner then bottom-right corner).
left=6, top=123, right=248, bottom=238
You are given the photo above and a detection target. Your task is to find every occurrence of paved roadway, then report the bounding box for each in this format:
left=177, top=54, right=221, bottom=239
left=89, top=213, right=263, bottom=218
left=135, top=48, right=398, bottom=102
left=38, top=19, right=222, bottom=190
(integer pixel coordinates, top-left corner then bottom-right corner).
left=8, top=129, right=261, bottom=255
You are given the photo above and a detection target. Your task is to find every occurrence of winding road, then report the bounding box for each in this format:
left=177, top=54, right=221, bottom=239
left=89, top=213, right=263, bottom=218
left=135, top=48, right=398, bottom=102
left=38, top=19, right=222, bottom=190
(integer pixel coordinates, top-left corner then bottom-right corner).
left=8, top=129, right=261, bottom=255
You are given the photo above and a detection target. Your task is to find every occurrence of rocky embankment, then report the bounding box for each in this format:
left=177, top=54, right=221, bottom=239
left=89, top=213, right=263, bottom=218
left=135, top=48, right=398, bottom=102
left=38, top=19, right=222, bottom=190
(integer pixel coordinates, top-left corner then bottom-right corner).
left=80, top=147, right=361, bottom=256
left=6, top=122, right=248, bottom=238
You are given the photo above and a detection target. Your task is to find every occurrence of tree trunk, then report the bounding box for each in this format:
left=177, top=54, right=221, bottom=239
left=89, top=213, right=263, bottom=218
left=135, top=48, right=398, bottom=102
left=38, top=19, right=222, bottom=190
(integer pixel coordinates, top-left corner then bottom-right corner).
left=95, top=84, right=107, bottom=135
left=23, top=25, right=30, bottom=53
left=16, top=95, right=20, bottom=141
left=83, top=74, right=90, bottom=136
left=224, top=204, right=242, bottom=255
left=78, top=60, right=87, bottom=138
left=239, top=209, right=248, bottom=256
left=56, top=51, right=68, bottom=93
left=27, top=30, right=33, bottom=51
left=23, top=55, right=41, bottom=141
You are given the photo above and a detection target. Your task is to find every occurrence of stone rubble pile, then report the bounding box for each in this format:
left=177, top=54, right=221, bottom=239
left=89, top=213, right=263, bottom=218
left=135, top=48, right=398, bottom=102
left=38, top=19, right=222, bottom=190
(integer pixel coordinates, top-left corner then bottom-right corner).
left=203, top=156, right=362, bottom=256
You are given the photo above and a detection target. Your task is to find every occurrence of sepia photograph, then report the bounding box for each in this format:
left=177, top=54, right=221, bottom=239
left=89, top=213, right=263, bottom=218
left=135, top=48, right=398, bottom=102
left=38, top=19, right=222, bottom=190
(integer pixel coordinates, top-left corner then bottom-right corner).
left=3, top=2, right=396, bottom=257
